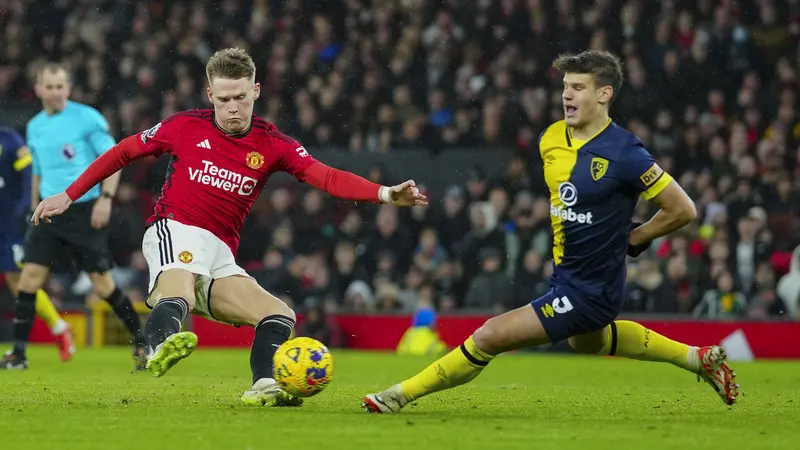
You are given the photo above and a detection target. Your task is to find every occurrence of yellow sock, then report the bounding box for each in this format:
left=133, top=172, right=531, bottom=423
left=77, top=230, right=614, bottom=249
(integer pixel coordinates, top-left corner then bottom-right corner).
left=34, top=289, right=62, bottom=330
left=400, top=335, right=494, bottom=402
left=599, top=320, right=699, bottom=372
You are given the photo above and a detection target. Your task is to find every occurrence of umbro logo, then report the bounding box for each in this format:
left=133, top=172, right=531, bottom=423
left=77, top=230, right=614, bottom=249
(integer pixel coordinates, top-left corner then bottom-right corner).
left=197, top=139, right=211, bottom=149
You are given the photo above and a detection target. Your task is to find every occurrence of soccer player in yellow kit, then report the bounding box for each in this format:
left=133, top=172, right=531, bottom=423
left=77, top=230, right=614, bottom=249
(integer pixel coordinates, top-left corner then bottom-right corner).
left=364, top=51, right=738, bottom=413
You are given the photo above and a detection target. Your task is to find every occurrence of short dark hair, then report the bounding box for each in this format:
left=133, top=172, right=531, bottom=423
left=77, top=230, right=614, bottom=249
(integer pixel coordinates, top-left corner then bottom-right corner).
left=36, top=62, right=69, bottom=83
left=552, top=50, right=624, bottom=101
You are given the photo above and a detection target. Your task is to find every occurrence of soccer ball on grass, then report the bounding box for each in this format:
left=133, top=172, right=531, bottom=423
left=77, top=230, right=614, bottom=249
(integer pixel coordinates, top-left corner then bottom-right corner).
left=273, top=337, right=334, bottom=398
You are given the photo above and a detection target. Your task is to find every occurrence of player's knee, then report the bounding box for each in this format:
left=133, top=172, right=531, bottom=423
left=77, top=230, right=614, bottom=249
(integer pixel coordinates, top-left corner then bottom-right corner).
left=247, top=297, right=295, bottom=328
left=88, top=272, right=116, bottom=298
left=151, top=289, right=196, bottom=311
left=472, top=317, right=503, bottom=354
left=152, top=295, right=195, bottom=312
left=18, top=263, right=49, bottom=293
left=568, top=331, right=607, bottom=355
left=149, top=269, right=197, bottom=310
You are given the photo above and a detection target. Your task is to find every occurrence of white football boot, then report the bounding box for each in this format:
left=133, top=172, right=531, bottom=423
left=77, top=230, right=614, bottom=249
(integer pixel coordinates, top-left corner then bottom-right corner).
left=363, top=384, right=408, bottom=413
left=241, top=378, right=303, bottom=407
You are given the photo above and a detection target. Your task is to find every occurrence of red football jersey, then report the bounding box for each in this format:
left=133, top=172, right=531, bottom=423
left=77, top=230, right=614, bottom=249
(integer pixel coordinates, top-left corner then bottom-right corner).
left=136, top=109, right=316, bottom=254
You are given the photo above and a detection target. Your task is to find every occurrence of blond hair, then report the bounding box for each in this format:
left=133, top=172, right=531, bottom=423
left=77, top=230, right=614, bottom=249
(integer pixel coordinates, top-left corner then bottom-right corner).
left=205, top=48, right=256, bottom=84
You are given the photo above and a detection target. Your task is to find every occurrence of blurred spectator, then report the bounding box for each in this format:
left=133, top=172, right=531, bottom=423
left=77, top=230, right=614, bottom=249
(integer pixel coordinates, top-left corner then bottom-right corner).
left=464, top=247, right=512, bottom=312
left=777, top=246, right=800, bottom=320
left=396, top=304, right=447, bottom=357
left=363, top=205, right=413, bottom=278
left=456, top=202, right=506, bottom=284
left=413, top=227, right=448, bottom=274
left=329, top=241, right=368, bottom=300
left=747, top=262, right=786, bottom=320
left=436, top=186, right=470, bottom=254
left=694, top=271, right=747, bottom=319
left=296, top=299, right=344, bottom=349
left=512, top=249, right=548, bottom=309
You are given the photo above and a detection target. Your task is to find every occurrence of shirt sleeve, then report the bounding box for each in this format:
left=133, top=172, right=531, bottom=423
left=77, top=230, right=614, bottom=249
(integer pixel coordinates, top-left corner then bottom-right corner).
left=623, top=143, right=674, bottom=200
left=86, top=108, right=117, bottom=156
left=136, top=115, right=183, bottom=157
left=273, top=134, right=318, bottom=178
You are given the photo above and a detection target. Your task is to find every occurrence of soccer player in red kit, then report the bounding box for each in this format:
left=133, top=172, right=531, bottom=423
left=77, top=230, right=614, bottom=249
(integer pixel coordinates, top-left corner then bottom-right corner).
left=31, top=48, right=428, bottom=406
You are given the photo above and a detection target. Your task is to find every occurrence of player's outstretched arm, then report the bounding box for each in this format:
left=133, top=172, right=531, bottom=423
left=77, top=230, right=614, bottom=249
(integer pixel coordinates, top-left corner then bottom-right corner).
left=31, top=135, right=155, bottom=225
left=630, top=180, right=696, bottom=246
left=299, top=162, right=428, bottom=207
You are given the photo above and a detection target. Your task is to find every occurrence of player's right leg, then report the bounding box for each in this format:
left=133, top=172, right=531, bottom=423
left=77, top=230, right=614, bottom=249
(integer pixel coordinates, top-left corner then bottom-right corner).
left=142, top=269, right=198, bottom=377
left=363, top=296, right=553, bottom=413
left=139, top=220, right=208, bottom=377
left=568, top=323, right=739, bottom=405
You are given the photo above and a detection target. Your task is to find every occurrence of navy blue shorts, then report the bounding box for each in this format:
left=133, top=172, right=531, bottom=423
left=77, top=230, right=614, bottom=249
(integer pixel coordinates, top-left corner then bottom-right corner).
left=0, top=232, right=24, bottom=273
left=531, top=285, right=619, bottom=343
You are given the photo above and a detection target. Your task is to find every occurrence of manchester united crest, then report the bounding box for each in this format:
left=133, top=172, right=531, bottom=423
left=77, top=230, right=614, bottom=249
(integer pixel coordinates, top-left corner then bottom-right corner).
left=246, top=151, right=265, bottom=170
left=178, top=251, right=193, bottom=264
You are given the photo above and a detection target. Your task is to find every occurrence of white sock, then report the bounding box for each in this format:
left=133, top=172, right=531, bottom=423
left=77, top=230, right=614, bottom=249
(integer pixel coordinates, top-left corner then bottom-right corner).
left=686, top=346, right=701, bottom=372
left=254, top=377, right=276, bottom=387
left=51, top=320, right=69, bottom=336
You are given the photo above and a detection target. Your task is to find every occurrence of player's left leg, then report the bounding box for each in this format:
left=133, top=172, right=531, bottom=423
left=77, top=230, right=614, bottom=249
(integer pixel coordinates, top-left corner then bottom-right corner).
left=207, top=275, right=302, bottom=407
left=364, top=301, right=552, bottom=413
left=569, top=322, right=739, bottom=405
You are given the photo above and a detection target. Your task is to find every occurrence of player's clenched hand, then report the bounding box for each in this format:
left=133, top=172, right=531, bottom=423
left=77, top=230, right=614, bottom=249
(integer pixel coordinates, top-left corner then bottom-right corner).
left=383, top=180, right=429, bottom=207
left=91, top=197, right=112, bottom=229
left=31, top=192, right=73, bottom=226
left=627, top=221, right=652, bottom=257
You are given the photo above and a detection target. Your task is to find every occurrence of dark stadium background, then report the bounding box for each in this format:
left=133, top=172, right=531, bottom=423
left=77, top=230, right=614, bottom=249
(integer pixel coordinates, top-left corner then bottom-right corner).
left=1, top=0, right=799, bottom=349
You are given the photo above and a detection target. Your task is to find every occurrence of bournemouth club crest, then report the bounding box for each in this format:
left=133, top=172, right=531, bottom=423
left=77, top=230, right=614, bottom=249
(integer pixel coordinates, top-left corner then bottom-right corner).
left=590, top=157, right=608, bottom=181
left=178, top=251, right=193, bottom=264
left=246, top=151, right=265, bottom=170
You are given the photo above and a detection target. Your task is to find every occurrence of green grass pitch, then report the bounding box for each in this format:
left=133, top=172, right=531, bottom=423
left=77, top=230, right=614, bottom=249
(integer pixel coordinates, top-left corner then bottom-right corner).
left=1, top=346, right=798, bottom=449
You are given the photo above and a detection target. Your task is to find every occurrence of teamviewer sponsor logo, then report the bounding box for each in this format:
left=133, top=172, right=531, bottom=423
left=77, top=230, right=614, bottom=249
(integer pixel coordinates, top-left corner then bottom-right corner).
left=189, top=160, right=257, bottom=196
left=551, top=181, right=592, bottom=223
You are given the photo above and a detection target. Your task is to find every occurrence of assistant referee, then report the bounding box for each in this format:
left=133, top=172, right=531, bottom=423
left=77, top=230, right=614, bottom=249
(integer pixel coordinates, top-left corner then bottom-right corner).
left=2, top=63, right=146, bottom=371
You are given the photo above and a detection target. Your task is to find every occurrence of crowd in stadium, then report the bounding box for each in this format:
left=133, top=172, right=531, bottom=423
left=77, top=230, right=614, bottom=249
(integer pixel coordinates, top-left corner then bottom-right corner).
left=1, top=0, right=799, bottom=322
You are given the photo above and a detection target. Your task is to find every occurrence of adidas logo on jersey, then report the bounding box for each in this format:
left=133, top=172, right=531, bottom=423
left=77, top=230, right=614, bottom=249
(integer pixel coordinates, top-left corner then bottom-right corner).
left=197, top=139, right=211, bottom=149
left=550, top=204, right=593, bottom=224
left=189, top=160, right=257, bottom=196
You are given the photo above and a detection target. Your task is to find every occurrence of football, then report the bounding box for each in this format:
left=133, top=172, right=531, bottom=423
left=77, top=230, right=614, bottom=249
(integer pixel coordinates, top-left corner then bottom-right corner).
left=273, top=337, right=334, bottom=398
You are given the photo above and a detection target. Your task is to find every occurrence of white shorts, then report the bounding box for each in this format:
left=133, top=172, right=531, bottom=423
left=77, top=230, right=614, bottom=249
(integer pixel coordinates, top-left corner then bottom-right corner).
left=142, top=218, right=249, bottom=321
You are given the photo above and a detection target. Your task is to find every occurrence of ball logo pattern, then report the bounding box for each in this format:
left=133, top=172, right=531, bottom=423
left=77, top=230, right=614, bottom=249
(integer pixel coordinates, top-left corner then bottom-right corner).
left=273, top=337, right=334, bottom=398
